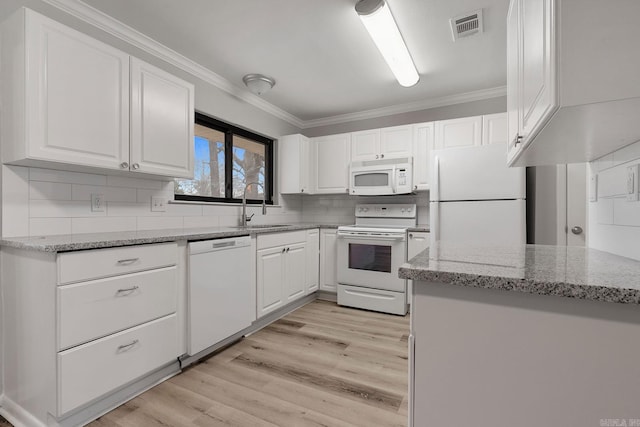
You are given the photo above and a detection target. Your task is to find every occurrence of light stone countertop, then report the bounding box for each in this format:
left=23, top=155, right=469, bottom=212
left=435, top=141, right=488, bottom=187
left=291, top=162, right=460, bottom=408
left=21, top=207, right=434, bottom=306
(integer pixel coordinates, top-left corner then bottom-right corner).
left=399, top=243, right=640, bottom=305
left=0, top=223, right=343, bottom=252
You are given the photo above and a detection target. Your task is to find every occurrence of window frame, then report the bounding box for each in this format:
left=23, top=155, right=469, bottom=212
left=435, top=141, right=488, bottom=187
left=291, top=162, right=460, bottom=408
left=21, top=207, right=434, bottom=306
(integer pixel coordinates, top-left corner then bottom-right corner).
left=175, top=112, right=274, bottom=205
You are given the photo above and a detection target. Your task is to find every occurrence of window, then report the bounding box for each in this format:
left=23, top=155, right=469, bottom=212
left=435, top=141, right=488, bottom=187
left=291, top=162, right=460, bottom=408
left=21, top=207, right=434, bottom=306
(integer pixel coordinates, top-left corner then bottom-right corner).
left=175, top=112, right=273, bottom=204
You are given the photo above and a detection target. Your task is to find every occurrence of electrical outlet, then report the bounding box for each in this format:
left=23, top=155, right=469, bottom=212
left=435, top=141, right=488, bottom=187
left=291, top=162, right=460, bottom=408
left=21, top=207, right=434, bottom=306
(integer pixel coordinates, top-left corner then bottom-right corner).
left=151, top=197, right=166, bottom=212
left=627, top=165, right=639, bottom=202
left=91, top=193, right=105, bottom=212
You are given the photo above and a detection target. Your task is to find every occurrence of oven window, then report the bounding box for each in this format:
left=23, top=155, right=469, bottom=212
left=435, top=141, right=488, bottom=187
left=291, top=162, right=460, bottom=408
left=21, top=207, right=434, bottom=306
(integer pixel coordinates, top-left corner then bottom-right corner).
left=354, top=173, right=389, bottom=187
left=348, top=243, right=392, bottom=273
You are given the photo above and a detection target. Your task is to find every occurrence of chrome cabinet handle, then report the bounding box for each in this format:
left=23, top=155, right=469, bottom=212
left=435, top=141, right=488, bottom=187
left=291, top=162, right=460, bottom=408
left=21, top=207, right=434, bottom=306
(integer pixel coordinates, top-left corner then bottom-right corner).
left=117, top=258, right=140, bottom=265
left=286, top=247, right=290, bottom=252
left=571, top=226, right=583, bottom=235
left=132, top=163, right=140, bottom=170
left=301, top=188, right=305, bottom=193
left=414, top=185, right=418, bottom=190
left=117, top=339, right=139, bottom=352
left=120, top=162, right=129, bottom=169
left=375, top=154, right=379, bottom=159
left=409, top=233, right=413, bottom=239
left=513, top=135, right=523, bottom=146
left=282, top=248, right=286, bottom=253
left=380, top=154, right=384, bottom=158
left=116, top=285, right=139, bottom=296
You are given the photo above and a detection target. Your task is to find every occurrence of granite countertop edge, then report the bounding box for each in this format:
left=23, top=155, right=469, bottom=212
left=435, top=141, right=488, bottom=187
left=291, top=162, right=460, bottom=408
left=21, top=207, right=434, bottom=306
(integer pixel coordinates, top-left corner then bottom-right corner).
left=399, top=247, right=640, bottom=305
left=0, top=223, right=344, bottom=252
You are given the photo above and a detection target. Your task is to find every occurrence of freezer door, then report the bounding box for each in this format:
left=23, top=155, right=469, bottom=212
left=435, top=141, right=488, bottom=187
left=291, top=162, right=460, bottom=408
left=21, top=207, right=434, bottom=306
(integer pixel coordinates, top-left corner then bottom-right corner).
left=431, top=143, right=525, bottom=201
left=430, top=200, right=526, bottom=246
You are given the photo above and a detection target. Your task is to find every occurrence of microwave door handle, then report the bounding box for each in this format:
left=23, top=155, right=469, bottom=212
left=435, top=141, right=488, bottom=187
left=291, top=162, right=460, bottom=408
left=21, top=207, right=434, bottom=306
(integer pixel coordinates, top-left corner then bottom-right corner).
left=391, top=166, right=397, bottom=193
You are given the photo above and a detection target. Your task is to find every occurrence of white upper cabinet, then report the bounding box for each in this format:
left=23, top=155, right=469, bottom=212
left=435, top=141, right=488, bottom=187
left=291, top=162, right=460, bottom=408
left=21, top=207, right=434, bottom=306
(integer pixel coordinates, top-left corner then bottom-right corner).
left=0, top=8, right=194, bottom=179
left=482, top=113, right=509, bottom=146
left=351, top=126, right=412, bottom=161
left=130, top=59, right=194, bottom=178
left=379, top=125, right=413, bottom=159
left=435, top=116, right=482, bottom=149
left=279, top=134, right=312, bottom=194
left=412, top=122, right=434, bottom=191
left=1, top=8, right=129, bottom=170
left=312, top=133, right=351, bottom=194
left=507, top=0, right=640, bottom=166
left=351, top=129, right=380, bottom=162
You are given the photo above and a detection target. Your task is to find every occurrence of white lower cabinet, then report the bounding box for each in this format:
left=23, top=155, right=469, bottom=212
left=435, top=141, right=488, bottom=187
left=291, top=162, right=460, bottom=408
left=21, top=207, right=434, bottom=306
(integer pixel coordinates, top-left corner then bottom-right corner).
left=407, top=231, right=430, bottom=305
left=306, top=229, right=320, bottom=294
left=58, top=314, right=178, bottom=415
left=1, top=242, right=183, bottom=424
left=320, top=228, right=338, bottom=293
left=256, top=231, right=309, bottom=317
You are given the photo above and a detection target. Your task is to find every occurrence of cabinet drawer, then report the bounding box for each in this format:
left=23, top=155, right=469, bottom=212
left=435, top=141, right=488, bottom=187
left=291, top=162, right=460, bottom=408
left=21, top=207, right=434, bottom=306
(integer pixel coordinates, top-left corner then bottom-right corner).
left=257, top=230, right=306, bottom=250
left=57, top=314, right=178, bottom=415
left=58, top=266, right=177, bottom=350
left=58, top=242, right=177, bottom=284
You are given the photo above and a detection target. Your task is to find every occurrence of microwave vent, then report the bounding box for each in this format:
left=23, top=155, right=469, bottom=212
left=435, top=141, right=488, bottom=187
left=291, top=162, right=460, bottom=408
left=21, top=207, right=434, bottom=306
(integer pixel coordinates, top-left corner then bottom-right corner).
left=450, top=9, right=483, bottom=41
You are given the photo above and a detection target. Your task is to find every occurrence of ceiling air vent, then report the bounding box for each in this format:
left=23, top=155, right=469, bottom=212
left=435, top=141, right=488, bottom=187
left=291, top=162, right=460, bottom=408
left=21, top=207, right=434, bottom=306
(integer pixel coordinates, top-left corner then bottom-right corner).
left=449, top=9, right=483, bottom=41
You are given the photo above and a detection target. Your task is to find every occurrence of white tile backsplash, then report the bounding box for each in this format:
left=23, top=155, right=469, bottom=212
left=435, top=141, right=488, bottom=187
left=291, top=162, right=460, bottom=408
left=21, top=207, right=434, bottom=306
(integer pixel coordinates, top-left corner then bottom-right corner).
left=2, top=165, right=429, bottom=238
left=589, top=139, right=640, bottom=260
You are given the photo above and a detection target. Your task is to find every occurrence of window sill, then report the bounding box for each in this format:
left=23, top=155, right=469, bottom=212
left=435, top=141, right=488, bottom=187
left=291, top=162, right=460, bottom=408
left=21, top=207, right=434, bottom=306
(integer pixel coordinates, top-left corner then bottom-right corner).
left=169, top=199, right=283, bottom=208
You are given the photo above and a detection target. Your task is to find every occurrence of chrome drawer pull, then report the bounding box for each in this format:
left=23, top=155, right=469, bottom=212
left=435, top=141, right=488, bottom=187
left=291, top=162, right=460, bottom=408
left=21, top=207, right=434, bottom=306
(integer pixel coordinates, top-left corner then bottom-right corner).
left=117, top=258, right=140, bottom=265
left=117, top=339, right=139, bottom=352
left=115, top=285, right=139, bottom=296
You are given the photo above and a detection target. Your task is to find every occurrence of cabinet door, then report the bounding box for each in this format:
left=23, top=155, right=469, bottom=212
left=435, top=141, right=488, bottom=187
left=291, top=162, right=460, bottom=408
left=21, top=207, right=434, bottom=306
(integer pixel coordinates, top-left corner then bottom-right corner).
left=279, top=134, right=310, bottom=194
left=482, top=113, right=509, bottom=146
left=351, top=129, right=380, bottom=161
left=312, top=134, right=351, bottom=194
left=284, top=243, right=306, bottom=302
left=407, top=232, right=430, bottom=259
left=506, top=0, right=521, bottom=160
left=23, top=10, right=129, bottom=169
left=412, top=122, right=434, bottom=191
left=130, top=58, right=194, bottom=178
left=319, top=229, right=338, bottom=293
left=256, top=246, right=285, bottom=317
left=520, top=0, right=556, bottom=141
left=435, top=117, right=482, bottom=149
left=306, top=229, right=320, bottom=294
left=380, top=125, right=413, bottom=159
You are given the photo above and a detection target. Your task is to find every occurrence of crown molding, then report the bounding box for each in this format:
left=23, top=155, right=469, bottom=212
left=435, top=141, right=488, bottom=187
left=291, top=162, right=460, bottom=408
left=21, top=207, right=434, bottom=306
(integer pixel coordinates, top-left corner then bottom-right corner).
left=300, top=86, right=507, bottom=129
left=39, top=0, right=506, bottom=132
left=40, top=0, right=306, bottom=128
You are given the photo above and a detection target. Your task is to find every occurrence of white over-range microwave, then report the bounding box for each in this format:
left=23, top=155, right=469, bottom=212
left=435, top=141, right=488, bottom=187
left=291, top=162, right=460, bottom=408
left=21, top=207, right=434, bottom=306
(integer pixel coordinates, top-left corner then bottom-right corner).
left=349, top=157, right=413, bottom=196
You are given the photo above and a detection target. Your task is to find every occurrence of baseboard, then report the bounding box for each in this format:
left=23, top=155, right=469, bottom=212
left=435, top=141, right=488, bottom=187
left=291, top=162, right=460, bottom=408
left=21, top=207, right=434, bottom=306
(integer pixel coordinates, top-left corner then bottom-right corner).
left=57, top=362, right=180, bottom=427
left=181, top=293, right=318, bottom=368
left=317, top=290, right=337, bottom=302
left=0, top=395, right=46, bottom=427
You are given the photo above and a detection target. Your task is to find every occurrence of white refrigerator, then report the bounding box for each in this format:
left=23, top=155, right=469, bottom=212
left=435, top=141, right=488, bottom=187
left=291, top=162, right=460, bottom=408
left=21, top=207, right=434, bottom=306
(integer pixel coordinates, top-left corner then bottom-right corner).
left=430, top=143, right=526, bottom=247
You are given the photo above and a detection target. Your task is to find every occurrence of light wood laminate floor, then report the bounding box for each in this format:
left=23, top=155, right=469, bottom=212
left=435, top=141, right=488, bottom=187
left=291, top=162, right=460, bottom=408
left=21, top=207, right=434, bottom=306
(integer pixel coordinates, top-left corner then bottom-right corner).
left=91, top=300, right=409, bottom=427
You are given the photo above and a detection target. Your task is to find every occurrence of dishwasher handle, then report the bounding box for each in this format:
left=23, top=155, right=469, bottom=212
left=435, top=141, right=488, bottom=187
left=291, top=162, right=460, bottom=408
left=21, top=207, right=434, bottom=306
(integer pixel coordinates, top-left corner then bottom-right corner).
left=189, top=236, right=251, bottom=255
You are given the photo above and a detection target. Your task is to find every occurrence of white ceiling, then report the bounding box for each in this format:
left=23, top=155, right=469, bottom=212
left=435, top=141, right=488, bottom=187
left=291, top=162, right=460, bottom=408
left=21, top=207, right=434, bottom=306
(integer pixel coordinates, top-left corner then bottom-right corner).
left=81, top=0, right=509, bottom=125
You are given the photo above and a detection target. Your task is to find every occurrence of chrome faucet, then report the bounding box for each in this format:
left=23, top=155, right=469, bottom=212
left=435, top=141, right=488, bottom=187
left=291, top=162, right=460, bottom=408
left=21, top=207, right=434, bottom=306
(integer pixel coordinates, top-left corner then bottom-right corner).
left=242, top=182, right=267, bottom=226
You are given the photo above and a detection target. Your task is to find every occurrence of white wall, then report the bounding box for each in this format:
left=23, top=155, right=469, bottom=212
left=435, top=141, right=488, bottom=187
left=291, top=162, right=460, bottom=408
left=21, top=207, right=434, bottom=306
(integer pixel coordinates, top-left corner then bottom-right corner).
left=588, top=139, right=640, bottom=260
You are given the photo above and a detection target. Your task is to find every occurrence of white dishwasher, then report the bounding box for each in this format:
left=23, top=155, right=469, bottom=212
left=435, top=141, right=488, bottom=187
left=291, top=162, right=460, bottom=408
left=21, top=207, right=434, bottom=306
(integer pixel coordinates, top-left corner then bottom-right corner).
left=188, top=236, right=253, bottom=355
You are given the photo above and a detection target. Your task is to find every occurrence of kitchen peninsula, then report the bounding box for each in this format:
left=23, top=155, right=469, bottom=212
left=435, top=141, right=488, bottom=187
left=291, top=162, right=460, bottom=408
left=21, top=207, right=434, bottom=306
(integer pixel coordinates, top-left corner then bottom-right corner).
left=400, top=244, right=640, bottom=427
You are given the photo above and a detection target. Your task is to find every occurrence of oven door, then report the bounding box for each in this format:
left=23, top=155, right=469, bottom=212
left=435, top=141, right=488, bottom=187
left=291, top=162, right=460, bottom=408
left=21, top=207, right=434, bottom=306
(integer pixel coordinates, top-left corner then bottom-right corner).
left=336, top=232, right=406, bottom=292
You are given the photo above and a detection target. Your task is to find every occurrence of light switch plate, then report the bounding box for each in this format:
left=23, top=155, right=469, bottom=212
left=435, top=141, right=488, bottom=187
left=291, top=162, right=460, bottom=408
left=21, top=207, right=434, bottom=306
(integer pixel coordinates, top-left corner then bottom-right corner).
left=589, top=174, right=597, bottom=202
left=151, top=197, right=166, bottom=212
left=91, top=193, right=105, bottom=212
left=626, top=165, right=639, bottom=202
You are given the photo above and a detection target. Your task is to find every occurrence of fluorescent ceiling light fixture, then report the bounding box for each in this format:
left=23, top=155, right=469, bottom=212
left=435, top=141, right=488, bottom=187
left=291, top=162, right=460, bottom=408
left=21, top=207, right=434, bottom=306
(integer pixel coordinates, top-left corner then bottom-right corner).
left=356, top=0, right=419, bottom=87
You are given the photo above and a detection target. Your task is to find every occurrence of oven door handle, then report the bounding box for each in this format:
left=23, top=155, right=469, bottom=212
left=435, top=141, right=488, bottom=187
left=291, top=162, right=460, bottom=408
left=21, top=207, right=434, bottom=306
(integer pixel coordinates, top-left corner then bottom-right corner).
left=337, top=232, right=405, bottom=241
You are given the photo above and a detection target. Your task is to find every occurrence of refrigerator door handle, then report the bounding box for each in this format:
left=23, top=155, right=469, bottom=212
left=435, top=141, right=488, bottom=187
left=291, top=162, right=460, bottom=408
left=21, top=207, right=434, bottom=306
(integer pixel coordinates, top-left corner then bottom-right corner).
left=431, top=202, right=439, bottom=245
left=432, top=155, right=440, bottom=202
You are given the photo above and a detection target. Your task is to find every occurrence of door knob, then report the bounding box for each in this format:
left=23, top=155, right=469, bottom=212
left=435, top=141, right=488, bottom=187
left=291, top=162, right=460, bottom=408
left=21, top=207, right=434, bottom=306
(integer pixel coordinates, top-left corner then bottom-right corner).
left=571, top=226, right=583, bottom=235
left=120, top=162, right=129, bottom=169
left=132, top=163, right=140, bottom=170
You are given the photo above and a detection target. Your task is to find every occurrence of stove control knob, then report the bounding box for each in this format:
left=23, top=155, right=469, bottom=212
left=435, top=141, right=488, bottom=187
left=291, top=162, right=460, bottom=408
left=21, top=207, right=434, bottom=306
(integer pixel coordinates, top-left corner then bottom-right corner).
left=401, top=208, right=406, bottom=213
left=363, top=208, right=369, bottom=212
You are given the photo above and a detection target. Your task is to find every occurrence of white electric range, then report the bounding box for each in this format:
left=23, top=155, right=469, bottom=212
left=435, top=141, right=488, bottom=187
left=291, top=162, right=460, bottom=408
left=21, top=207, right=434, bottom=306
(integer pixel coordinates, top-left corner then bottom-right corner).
left=336, top=203, right=416, bottom=315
